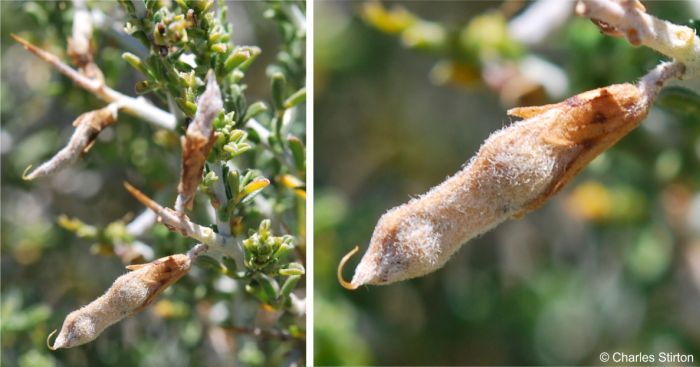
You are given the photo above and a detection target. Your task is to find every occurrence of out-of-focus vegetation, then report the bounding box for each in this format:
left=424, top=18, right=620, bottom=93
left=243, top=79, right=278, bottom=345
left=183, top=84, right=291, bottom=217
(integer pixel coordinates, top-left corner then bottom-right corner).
left=314, top=1, right=700, bottom=365
left=1, top=1, right=305, bottom=366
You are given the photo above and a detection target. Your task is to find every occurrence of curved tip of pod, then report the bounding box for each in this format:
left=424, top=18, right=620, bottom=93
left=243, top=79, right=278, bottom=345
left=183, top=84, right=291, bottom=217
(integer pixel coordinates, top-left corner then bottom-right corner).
left=46, top=329, right=59, bottom=351
left=338, top=245, right=360, bottom=290
left=21, top=165, right=34, bottom=180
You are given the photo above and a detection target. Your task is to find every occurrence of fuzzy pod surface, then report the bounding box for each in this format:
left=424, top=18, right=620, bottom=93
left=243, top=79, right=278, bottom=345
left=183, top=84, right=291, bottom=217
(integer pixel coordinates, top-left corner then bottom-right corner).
left=341, top=82, right=654, bottom=288
left=23, top=104, right=118, bottom=180
left=48, top=254, right=192, bottom=350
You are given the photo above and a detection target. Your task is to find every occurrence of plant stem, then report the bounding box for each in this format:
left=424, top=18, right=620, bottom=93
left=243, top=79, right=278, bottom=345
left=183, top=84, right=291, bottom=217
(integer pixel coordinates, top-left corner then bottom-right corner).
left=577, top=0, right=700, bottom=79
left=123, top=182, right=244, bottom=267
left=211, top=162, right=232, bottom=236
left=11, top=34, right=176, bottom=130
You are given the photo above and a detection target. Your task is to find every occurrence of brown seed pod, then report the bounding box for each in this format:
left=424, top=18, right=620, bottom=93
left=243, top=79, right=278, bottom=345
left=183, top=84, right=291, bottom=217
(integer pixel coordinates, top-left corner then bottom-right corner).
left=47, top=254, right=193, bottom=350
left=23, top=104, right=118, bottom=180
left=339, top=62, right=683, bottom=288
left=175, top=70, right=223, bottom=212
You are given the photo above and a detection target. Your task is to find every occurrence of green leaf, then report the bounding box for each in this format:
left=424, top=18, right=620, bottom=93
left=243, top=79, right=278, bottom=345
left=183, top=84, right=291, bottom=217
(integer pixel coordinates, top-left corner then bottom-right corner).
left=257, top=273, right=280, bottom=302
left=175, top=97, right=198, bottom=117
left=122, top=52, right=146, bottom=74
left=243, top=101, right=269, bottom=122
left=279, top=275, right=301, bottom=299
left=226, top=170, right=240, bottom=201
left=224, top=46, right=261, bottom=73
left=279, top=262, right=305, bottom=276
left=245, top=283, right=268, bottom=304
left=283, top=87, right=306, bottom=109
left=287, top=135, right=305, bottom=172
left=271, top=72, right=287, bottom=110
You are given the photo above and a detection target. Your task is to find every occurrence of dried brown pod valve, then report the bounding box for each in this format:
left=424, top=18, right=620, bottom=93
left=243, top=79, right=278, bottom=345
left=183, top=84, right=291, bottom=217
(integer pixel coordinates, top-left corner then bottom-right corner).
left=176, top=70, right=223, bottom=212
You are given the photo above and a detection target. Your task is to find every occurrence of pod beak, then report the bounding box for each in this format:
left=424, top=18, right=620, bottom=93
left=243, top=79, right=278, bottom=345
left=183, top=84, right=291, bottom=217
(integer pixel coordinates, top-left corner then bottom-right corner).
left=337, top=245, right=360, bottom=290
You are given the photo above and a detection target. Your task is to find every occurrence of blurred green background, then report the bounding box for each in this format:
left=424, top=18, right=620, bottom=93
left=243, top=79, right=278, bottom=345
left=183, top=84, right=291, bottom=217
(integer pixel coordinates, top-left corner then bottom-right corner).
left=314, top=1, right=700, bottom=365
left=1, top=1, right=305, bottom=366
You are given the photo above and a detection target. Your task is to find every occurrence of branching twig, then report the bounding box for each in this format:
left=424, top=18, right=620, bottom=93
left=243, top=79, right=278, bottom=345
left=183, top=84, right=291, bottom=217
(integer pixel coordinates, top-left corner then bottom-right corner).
left=576, top=0, right=700, bottom=79
left=123, top=182, right=244, bottom=267
left=11, top=34, right=176, bottom=130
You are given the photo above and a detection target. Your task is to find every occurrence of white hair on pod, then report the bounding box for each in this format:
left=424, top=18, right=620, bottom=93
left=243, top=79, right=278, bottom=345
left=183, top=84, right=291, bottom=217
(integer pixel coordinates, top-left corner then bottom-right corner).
left=47, top=253, right=195, bottom=350
left=339, top=62, right=684, bottom=288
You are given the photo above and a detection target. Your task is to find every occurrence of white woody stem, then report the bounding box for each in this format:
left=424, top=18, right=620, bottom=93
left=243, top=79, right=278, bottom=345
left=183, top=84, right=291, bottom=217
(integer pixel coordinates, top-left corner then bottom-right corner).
left=577, top=0, right=700, bottom=79
left=638, top=61, right=686, bottom=101
left=12, top=35, right=176, bottom=130
left=123, top=183, right=244, bottom=267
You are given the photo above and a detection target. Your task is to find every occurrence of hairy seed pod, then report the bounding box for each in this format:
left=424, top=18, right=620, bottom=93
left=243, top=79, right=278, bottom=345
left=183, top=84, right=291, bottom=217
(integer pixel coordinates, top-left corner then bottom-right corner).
left=23, top=103, right=118, bottom=180
left=176, top=70, right=222, bottom=212
left=339, top=63, right=683, bottom=288
left=47, top=254, right=193, bottom=350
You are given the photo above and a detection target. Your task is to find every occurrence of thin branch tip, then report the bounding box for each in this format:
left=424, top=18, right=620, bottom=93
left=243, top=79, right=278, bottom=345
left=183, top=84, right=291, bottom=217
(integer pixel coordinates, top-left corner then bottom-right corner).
left=11, top=33, right=59, bottom=65
left=338, top=245, right=360, bottom=290
left=11, top=33, right=29, bottom=47
left=11, top=33, right=22, bottom=43
left=123, top=182, right=162, bottom=212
